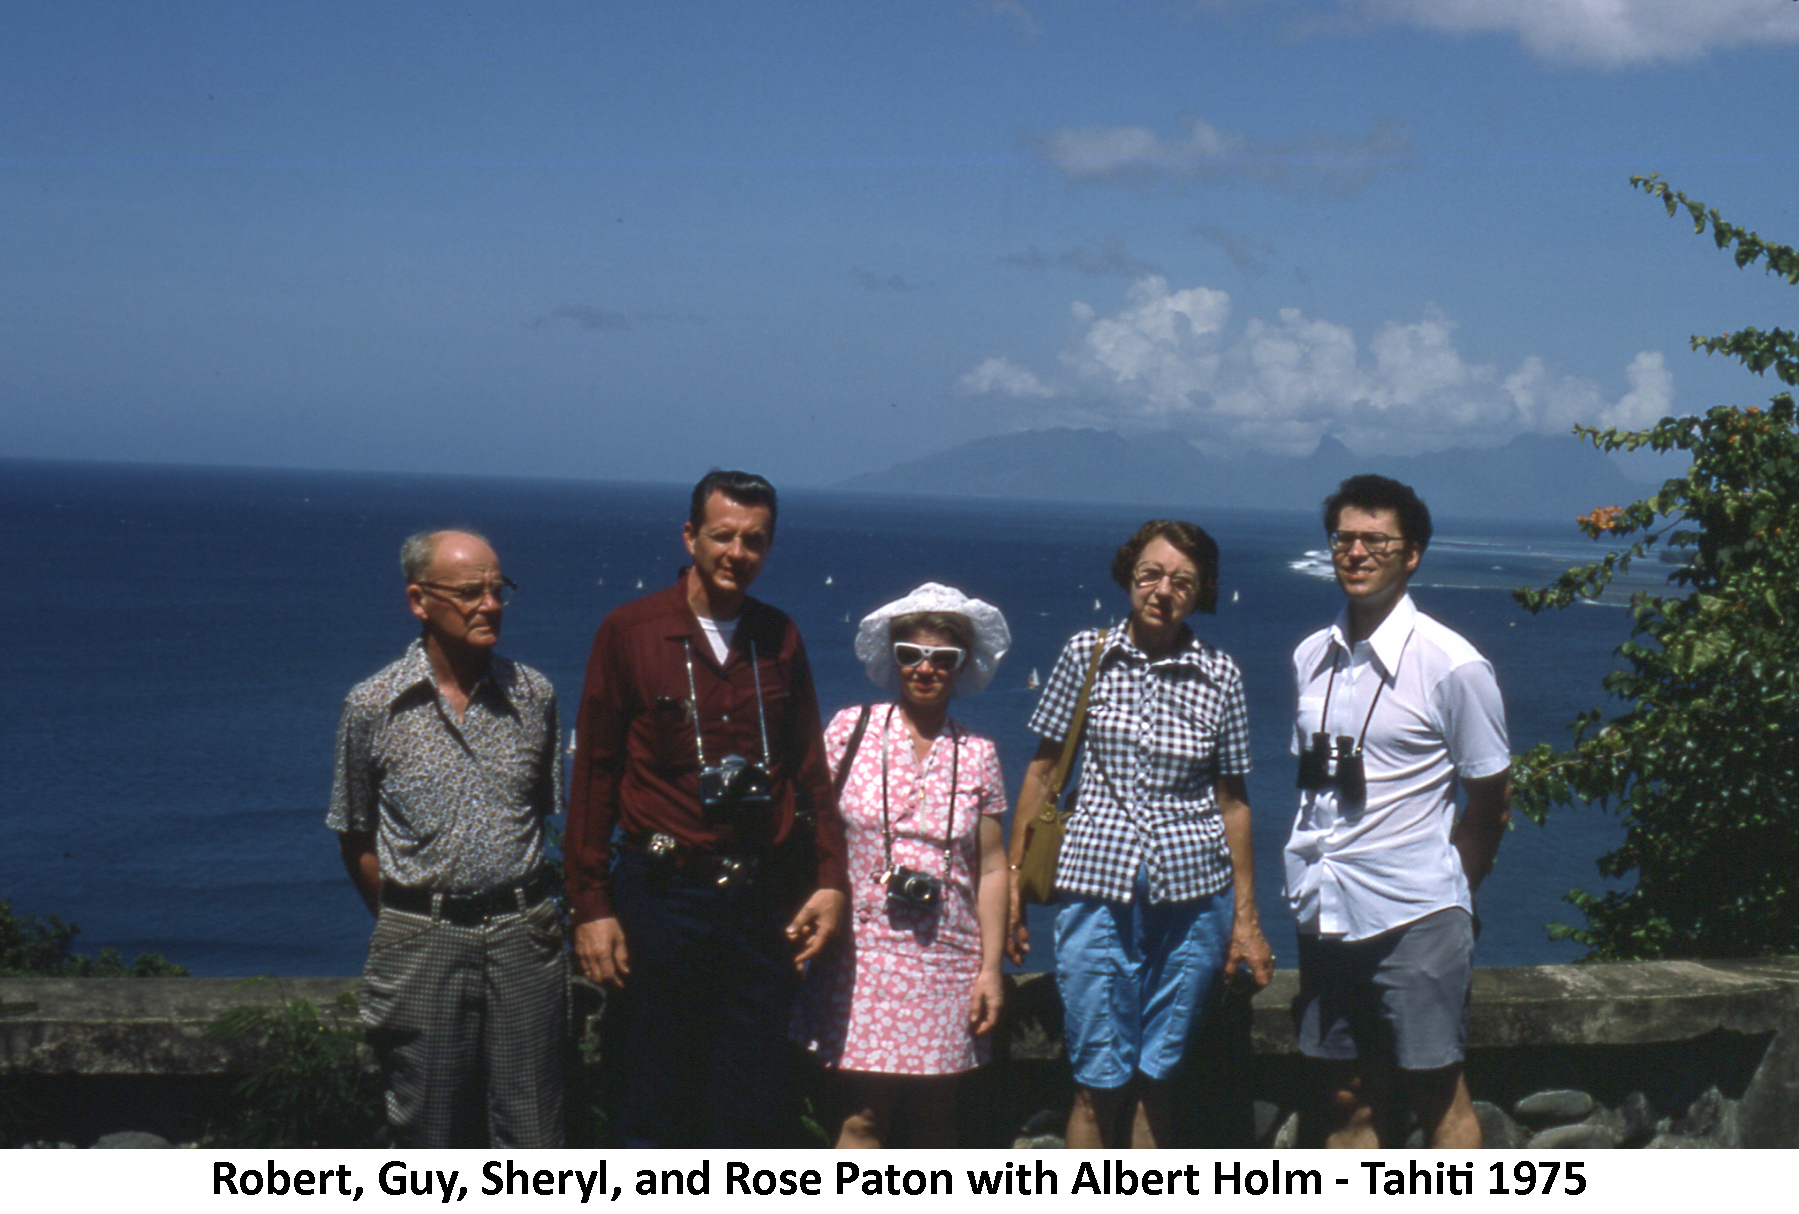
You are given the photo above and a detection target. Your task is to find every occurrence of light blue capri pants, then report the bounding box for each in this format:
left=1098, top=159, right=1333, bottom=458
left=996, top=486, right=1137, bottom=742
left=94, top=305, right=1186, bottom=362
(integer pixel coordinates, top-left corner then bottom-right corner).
left=1054, top=865, right=1233, bottom=1089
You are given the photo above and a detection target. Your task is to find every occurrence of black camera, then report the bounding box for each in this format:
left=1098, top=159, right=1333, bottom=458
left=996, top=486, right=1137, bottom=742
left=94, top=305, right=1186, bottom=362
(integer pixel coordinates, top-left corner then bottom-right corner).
left=885, top=866, right=943, bottom=911
left=1296, top=732, right=1365, bottom=800
left=699, top=754, right=773, bottom=818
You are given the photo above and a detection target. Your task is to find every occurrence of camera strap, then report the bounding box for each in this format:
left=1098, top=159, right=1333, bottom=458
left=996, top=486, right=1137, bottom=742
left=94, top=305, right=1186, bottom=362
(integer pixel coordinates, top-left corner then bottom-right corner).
left=682, top=635, right=774, bottom=772
left=879, top=705, right=959, bottom=881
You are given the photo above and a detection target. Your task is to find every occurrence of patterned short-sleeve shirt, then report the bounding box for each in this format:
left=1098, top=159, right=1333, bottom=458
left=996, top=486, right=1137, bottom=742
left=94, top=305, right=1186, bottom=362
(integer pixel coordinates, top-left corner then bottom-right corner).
left=1028, top=621, right=1251, bottom=904
left=327, top=638, right=563, bottom=894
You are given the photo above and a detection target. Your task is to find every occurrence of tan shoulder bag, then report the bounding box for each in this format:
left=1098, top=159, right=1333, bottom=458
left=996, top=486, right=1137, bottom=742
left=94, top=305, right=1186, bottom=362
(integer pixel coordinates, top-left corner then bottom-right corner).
left=1015, top=634, right=1108, bottom=905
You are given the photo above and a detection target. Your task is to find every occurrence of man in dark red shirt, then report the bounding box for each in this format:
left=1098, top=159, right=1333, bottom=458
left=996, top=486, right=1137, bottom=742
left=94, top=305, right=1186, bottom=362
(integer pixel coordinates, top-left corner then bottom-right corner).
left=566, top=469, right=848, bottom=1146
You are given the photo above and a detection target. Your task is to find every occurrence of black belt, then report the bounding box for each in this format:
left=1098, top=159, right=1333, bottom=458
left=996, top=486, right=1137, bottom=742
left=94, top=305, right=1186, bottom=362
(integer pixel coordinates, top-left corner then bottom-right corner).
left=623, top=832, right=762, bottom=890
left=381, top=869, right=555, bottom=925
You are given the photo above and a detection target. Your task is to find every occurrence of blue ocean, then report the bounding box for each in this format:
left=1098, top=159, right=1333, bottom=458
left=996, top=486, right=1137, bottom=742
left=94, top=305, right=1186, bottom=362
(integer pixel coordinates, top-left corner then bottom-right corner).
left=4, top=458, right=1652, bottom=976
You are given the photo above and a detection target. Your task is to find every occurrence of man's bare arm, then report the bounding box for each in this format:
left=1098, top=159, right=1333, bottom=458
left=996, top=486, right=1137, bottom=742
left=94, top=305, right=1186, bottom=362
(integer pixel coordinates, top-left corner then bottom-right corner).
left=337, top=830, right=381, bottom=916
left=1453, top=771, right=1512, bottom=893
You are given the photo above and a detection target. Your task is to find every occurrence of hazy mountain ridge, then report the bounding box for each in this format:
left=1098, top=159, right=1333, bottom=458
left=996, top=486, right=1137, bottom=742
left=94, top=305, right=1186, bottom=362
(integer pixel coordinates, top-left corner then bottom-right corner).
left=836, top=428, right=1638, bottom=521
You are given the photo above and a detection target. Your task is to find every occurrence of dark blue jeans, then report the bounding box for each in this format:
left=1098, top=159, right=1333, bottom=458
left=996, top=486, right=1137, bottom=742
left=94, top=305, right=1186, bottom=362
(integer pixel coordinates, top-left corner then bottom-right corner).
left=609, top=848, right=801, bottom=1147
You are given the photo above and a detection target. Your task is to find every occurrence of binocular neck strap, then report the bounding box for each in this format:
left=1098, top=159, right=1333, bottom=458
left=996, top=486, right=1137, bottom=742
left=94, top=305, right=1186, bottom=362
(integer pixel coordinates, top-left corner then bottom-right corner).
left=879, top=705, right=959, bottom=879
left=682, top=634, right=774, bottom=772
left=1320, top=641, right=1393, bottom=756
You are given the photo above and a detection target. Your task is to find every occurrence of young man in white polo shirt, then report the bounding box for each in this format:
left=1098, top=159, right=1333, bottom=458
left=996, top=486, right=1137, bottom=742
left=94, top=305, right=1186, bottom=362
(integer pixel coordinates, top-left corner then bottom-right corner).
left=1284, top=474, right=1511, bottom=1148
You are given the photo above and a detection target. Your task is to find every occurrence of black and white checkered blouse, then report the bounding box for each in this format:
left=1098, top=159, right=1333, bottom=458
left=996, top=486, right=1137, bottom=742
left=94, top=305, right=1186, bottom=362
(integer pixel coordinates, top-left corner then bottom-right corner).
left=1027, top=622, right=1251, bottom=904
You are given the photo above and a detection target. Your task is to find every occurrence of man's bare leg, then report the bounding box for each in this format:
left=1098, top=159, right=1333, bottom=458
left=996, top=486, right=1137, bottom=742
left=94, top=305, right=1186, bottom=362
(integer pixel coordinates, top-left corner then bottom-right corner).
left=1411, top=1065, right=1481, bottom=1149
left=1322, top=1060, right=1385, bottom=1148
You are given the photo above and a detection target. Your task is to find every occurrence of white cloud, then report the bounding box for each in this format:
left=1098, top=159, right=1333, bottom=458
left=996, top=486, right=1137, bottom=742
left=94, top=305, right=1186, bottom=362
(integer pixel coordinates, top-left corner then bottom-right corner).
left=1349, top=0, right=1799, bottom=66
left=1037, top=115, right=1409, bottom=193
left=958, top=275, right=1673, bottom=455
left=957, top=356, right=1055, bottom=399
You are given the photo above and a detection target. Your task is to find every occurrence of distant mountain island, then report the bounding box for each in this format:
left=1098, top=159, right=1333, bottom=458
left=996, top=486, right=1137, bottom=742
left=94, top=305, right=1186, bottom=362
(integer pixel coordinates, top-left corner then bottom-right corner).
left=835, top=428, right=1640, bottom=522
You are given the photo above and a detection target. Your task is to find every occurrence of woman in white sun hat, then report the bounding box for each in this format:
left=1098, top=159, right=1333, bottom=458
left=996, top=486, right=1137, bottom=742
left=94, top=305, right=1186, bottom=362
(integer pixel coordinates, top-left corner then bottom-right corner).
left=794, top=581, right=1011, bottom=1148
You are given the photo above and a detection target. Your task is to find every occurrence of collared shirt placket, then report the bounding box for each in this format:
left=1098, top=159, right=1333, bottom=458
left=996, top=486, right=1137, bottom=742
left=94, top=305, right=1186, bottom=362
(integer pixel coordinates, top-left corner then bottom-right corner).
left=1131, top=658, right=1162, bottom=902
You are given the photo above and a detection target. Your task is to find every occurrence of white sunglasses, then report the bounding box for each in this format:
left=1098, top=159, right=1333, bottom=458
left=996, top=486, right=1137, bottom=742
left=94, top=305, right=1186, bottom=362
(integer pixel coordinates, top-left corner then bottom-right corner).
left=893, top=642, right=968, bottom=671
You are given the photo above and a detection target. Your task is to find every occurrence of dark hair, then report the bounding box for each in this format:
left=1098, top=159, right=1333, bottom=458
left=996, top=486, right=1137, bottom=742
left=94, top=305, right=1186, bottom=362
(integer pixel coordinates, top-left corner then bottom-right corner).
left=889, top=611, right=975, bottom=651
left=1110, top=519, right=1220, bottom=614
left=689, top=469, right=778, bottom=535
left=1322, top=474, right=1432, bottom=552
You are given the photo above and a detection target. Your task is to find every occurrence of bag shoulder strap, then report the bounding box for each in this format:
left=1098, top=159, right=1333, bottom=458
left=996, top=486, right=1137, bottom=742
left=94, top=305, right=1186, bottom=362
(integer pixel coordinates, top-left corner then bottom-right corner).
left=832, top=704, right=875, bottom=800
left=1039, top=634, right=1108, bottom=813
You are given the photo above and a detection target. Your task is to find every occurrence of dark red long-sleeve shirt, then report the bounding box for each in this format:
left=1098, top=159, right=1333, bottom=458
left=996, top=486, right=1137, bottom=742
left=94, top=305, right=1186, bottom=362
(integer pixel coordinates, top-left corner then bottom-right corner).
left=565, top=580, right=849, bottom=923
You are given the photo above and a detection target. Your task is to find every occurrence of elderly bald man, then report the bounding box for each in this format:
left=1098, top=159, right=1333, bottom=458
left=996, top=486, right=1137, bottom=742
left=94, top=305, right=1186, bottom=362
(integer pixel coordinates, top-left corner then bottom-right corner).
left=328, top=529, right=565, bottom=1147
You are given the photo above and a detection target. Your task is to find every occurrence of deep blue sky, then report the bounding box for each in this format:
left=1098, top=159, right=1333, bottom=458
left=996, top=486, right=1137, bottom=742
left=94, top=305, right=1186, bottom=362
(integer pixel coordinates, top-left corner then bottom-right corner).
left=5, top=1, right=1798, bottom=485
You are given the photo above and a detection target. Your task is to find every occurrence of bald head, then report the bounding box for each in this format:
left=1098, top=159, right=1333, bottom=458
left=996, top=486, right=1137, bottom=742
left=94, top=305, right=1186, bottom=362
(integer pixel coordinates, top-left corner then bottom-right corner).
left=403, top=530, right=507, bottom=656
left=401, top=529, right=493, bottom=584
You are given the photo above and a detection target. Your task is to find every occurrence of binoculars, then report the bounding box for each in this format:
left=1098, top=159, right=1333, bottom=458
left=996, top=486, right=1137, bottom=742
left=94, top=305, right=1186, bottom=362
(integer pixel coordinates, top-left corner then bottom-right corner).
left=1296, top=731, right=1366, bottom=800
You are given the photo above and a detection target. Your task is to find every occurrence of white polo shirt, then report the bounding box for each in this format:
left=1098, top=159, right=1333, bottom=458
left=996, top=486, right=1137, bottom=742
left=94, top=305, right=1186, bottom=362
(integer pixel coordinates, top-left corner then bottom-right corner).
left=1283, top=593, right=1510, bottom=941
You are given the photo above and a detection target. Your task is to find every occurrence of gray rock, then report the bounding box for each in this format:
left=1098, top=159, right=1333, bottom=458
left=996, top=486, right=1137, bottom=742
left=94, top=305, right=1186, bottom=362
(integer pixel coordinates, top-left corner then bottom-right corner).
left=1644, top=1133, right=1713, bottom=1149
left=1526, top=1121, right=1618, bottom=1149
left=1011, top=1134, right=1064, bottom=1150
left=93, top=1131, right=173, bottom=1149
left=1671, top=1085, right=1740, bottom=1147
left=1514, top=1089, right=1595, bottom=1125
left=1617, top=1091, right=1657, bottom=1147
left=1019, top=1108, right=1061, bottom=1136
left=1473, top=1100, right=1525, bottom=1148
left=1251, top=1100, right=1282, bottom=1145
left=1270, top=1112, right=1300, bottom=1149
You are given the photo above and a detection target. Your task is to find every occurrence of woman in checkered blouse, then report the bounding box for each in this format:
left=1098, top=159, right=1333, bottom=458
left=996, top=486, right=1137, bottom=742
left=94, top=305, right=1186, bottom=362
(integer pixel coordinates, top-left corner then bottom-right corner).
left=1005, top=520, right=1275, bottom=1148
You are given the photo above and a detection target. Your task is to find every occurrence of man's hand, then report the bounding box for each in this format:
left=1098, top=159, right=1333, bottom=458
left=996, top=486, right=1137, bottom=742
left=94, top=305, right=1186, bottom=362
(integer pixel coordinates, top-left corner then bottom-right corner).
left=785, top=888, right=846, bottom=969
left=1224, top=918, right=1275, bottom=990
left=573, top=917, right=630, bottom=989
left=1005, top=874, right=1030, bottom=965
left=967, top=968, right=1004, bottom=1037
left=336, top=831, right=382, bottom=916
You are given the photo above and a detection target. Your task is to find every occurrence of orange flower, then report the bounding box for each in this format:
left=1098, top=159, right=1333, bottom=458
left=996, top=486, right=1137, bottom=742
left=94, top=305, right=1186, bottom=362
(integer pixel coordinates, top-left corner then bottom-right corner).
left=1578, top=505, right=1625, bottom=535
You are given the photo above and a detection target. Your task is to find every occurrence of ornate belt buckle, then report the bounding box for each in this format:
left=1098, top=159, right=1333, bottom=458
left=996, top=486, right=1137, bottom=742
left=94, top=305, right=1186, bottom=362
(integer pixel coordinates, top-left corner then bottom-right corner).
left=715, top=856, right=747, bottom=890
left=646, top=832, right=678, bottom=861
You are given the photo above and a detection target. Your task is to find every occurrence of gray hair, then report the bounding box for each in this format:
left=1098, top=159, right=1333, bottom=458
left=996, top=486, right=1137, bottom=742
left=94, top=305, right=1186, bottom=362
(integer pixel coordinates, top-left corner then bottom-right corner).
left=400, top=530, right=489, bottom=583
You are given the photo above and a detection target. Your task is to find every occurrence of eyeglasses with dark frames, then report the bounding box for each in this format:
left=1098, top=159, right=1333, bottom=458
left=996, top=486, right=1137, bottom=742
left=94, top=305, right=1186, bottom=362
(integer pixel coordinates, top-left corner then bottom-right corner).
left=1327, top=531, right=1406, bottom=556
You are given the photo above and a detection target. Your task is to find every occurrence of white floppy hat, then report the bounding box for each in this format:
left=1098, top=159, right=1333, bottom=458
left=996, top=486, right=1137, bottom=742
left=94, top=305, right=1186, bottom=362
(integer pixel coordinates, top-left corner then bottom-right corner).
left=854, top=582, right=1011, bottom=698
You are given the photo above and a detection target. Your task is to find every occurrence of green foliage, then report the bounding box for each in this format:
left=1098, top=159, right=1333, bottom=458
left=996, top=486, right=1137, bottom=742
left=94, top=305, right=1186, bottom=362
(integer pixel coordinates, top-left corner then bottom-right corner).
left=1512, top=177, right=1799, bottom=960
left=204, top=983, right=383, bottom=1148
left=0, top=898, right=188, bottom=977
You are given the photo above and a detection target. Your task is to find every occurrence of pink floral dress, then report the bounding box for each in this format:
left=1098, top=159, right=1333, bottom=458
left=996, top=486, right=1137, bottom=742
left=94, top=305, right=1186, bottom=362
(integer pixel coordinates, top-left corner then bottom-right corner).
left=793, top=703, right=1006, bottom=1074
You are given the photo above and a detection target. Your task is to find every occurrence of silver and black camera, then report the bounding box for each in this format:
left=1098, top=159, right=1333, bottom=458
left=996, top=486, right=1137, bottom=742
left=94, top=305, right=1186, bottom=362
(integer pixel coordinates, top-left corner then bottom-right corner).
left=1296, top=732, right=1366, bottom=800
left=884, top=866, right=943, bottom=911
left=699, top=753, right=773, bottom=818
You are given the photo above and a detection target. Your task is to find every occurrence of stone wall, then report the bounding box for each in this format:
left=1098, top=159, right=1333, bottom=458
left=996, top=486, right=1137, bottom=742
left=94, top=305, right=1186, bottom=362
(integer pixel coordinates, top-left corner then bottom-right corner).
left=6, top=961, right=1799, bottom=1147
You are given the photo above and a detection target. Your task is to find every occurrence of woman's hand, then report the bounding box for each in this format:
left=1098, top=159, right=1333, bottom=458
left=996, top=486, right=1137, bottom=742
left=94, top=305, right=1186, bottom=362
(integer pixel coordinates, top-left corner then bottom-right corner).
left=1004, top=740, right=1064, bottom=966
left=1224, top=919, right=1275, bottom=990
left=1005, top=873, right=1030, bottom=965
left=968, top=968, right=1005, bottom=1037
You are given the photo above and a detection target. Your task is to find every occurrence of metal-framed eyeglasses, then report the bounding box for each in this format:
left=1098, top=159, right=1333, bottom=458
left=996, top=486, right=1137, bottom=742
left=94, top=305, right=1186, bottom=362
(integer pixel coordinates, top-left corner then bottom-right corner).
left=1131, top=565, right=1200, bottom=598
left=417, top=577, right=518, bottom=607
